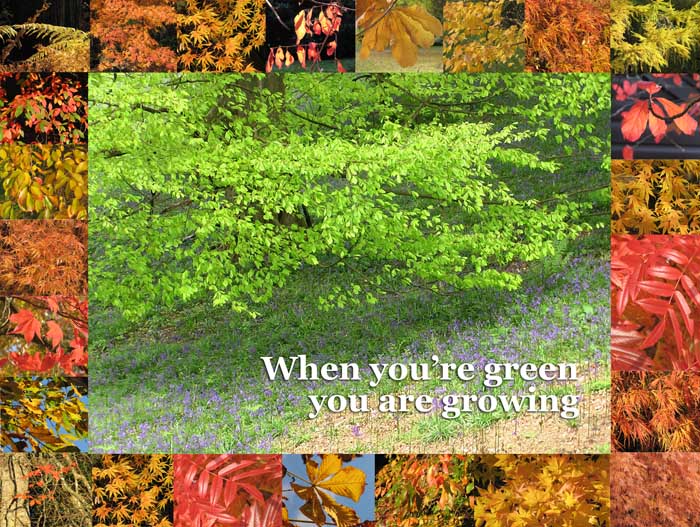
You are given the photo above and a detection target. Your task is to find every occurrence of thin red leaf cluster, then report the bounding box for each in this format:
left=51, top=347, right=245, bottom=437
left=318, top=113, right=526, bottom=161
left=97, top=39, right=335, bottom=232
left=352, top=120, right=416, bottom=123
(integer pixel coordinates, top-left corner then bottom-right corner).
left=0, top=295, right=88, bottom=375
left=266, top=3, right=346, bottom=73
left=613, top=74, right=700, bottom=159
left=14, top=459, right=80, bottom=507
left=612, top=235, right=700, bottom=370
left=174, top=454, right=282, bottom=527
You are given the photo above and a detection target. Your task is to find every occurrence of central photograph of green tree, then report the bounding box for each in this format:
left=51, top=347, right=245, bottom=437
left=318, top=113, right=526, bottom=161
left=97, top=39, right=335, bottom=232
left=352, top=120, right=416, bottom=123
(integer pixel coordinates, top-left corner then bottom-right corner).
left=89, top=73, right=610, bottom=454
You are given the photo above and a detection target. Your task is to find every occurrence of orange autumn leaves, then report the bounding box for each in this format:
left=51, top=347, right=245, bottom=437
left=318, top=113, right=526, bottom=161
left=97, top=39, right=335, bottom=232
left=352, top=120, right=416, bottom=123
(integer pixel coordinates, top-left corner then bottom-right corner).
left=619, top=81, right=698, bottom=149
left=612, top=160, right=700, bottom=235
left=376, top=454, right=609, bottom=527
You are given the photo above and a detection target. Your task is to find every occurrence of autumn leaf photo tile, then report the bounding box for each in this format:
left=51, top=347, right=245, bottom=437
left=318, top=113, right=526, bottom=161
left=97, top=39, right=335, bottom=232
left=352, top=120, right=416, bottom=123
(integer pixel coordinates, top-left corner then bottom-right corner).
left=0, top=220, right=87, bottom=296
left=0, top=453, right=92, bottom=527
left=90, top=0, right=178, bottom=72
left=375, top=454, right=609, bottom=527
left=177, top=0, right=267, bottom=72
left=611, top=453, right=700, bottom=526
left=443, top=0, right=524, bottom=73
left=356, top=0, right=443, bottom=72
left=0, top=1, right=89, bottom=72
left=0, top=376, right=88, bottom=452
left=93, top=454, right=173, bottom=527
left=524, top=0, right=609, bottom=72
left=0, top=295, right=88, bottom=376
left=266, top=0, right=354, bottom=73
left=0, top=144, right=88, bottom=219
left=613, top=74, right=700, bottom=160
left=611, top=160, right=700, bottom=235
left=0, top=73, right=87, bottom=144
left=283, top=454, right=375, bottom=527
left=613, top=371, right=700, bottom=452
left=611, top=234, right=700, bottom=370
left=611, top=0, right=700, bottom=74
left=174, top=454, right=282, bottom=527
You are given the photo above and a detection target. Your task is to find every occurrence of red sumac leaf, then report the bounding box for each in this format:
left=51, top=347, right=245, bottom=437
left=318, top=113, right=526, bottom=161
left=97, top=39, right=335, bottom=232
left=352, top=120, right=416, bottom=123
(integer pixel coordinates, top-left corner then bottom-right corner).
left=660, top=247, right=690, bottom=266
left=674, top=290, right=694, bottom=337
left=636, top=297, right=671, bottom=316
left=668, top=309, right=685, bottom=367
left=638, top=280, right=675, bottom=297
left=647, top=265, right=682, bottom=281
left=681, top=274, right=700, bottom=306
left=640, top=316, right=666, bottom=349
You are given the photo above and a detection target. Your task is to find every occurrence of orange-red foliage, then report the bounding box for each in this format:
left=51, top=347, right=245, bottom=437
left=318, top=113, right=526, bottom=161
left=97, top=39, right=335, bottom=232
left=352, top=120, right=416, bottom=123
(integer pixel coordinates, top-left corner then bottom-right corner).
left=611, top=452, right=700, bottom=526
left=611, top=234, right=700, bottom=370
left=612, top=371, right=700, bottom=452
left=0, top=73, right=87, bottom=144
left=525, top=0, right=610, bottom=72
left=0, top=220, right=87, bottom=296
left=174, top=454, right=282, bottom=527
left=91, top=0, right=178, bottom=71
left=0, top=295, right=88, bottom=376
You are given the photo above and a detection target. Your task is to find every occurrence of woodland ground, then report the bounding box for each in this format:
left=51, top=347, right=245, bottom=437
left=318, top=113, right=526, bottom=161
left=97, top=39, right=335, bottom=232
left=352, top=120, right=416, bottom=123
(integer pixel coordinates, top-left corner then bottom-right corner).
left=90, top=240, right=609, bottom=453
left=89, top=91, right=609, bottom=453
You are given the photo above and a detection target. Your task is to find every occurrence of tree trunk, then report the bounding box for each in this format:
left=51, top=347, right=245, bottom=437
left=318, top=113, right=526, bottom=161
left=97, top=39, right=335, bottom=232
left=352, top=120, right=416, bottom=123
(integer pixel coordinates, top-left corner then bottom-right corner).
left=0, top=455, right=31, bottom=527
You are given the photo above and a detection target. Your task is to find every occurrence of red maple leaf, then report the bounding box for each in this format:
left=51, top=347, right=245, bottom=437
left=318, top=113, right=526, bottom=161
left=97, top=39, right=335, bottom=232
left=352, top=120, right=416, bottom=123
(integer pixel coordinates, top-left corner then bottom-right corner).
left=45, top=320, right=64, bottom=349
left=9, top=309, right=42, bottom=344
left=9, top=351, right=57, bottom=373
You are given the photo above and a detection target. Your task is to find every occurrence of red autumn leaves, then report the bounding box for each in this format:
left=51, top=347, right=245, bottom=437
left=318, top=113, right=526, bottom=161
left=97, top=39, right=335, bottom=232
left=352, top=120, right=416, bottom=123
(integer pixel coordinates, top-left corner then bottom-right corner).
left=614, top=75, right=700, bottom=159
left=611, top=235, right=700, bottom=370
left=266, top=2, right=346, bottom=73
left=0, top=297, right=88, bottom=375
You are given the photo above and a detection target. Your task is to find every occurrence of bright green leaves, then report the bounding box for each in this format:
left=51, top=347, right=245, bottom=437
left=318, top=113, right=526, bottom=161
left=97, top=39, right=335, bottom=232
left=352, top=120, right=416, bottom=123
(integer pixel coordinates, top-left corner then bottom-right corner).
left=89, top=73, right=606, bottom=320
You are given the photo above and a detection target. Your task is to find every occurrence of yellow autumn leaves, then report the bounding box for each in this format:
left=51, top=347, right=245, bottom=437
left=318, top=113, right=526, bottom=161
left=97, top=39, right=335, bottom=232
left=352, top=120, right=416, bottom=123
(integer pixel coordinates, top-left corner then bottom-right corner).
left=444, top=0, right=524, bottom=72
left=0, top=144, right=88, bottom=219
left=358, top=2, right=443, bottom=67
left=612, top=159, right=700, bottom=234
left=285, top=454, right=367, bottom=527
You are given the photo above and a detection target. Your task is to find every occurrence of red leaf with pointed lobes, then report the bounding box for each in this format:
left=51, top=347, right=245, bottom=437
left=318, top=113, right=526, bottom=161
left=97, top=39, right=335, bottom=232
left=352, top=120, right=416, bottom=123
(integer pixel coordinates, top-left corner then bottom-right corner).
left=9, top=309, right=42, bottom=343
left=337, top=60, right=346, bottom=73
left=45, top=320, right=64, bottom=349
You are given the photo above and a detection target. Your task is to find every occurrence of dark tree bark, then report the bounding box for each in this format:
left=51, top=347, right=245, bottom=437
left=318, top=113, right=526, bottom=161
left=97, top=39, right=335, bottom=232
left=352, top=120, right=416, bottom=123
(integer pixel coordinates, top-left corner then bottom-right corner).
left=12, top=0, right=85, bottom=29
